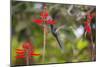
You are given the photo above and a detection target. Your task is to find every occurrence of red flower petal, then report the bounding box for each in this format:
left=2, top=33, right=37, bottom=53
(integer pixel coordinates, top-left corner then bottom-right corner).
left=16, top=49, right=24, bottom=51
left=40, top=11, right=48, bottom=19
left=16, top=51, right=25, bottom=55
left=16, top=55, right=25, bottom=59
left=31, top=53, right=40, bottom=56
left=47, top=20, right=56, bottom=25
left=87, top=15, right=93, bottom=20
left=32, top=19, right=43, bottom=25
left=84, top=21, right=91, bottom=33
left=85, top=26, right=91, bottom=33
left=23, top=41, right=33, bottom=49
left=16, top=49, right=25, bottom=55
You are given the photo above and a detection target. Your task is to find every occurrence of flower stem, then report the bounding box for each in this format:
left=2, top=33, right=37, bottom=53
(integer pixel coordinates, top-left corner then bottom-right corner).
left=42, top=24, right=46, bottom=63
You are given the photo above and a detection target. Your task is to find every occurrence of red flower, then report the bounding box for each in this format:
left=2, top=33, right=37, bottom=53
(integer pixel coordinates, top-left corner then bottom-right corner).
left=16, top=41, right=40, bottom=59
left=84, top=21, right=91, bottom=33
left=32, top=10, right=56, bottom=25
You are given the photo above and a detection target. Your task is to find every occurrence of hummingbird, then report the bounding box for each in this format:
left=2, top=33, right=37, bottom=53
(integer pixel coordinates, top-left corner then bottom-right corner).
left=50, top=24, right=65, bottom=53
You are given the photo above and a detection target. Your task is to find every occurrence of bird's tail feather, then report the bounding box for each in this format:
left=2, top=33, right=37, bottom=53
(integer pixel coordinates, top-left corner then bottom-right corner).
left=55, top=34, right=65, bottom=53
